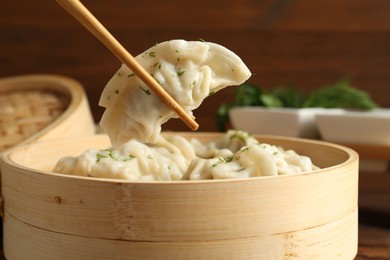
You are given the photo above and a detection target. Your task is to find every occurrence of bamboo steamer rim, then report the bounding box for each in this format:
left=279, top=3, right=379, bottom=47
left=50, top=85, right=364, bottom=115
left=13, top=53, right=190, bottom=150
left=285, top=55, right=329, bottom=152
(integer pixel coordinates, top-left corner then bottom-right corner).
left=2, top=132, right=359, bottom=185
left=0, top=74, right=89, bottom=153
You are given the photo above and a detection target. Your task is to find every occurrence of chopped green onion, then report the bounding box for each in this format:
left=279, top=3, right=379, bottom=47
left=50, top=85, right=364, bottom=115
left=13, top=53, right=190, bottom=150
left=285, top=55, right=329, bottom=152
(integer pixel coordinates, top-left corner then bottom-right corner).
left=96, top=153, right=108, bottom=162
left=240, top=147, right=249, bottom=152
left=177, top=69, right=186, bottom=77
left=138, top=86, right=151, bottom=95
left=225, top=156, right=233, bottom=162
left=190, top=80, right=197, bottom=89
left=152, top=62, right=161, bottom=69
left=124, top=154, right=136, bottom=161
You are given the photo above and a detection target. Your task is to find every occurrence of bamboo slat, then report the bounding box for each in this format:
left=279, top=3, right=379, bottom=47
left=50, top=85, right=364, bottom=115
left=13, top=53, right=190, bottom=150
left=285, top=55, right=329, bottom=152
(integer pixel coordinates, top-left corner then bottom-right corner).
left=3, top=210, right=357, bottom=260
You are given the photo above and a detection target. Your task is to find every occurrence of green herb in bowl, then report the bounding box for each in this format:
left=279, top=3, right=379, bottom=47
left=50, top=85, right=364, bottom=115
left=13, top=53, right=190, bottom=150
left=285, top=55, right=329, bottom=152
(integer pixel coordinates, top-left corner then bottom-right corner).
left=303, top=79, right=379, bottom=109
left=217, top=79, right=379, bottom=131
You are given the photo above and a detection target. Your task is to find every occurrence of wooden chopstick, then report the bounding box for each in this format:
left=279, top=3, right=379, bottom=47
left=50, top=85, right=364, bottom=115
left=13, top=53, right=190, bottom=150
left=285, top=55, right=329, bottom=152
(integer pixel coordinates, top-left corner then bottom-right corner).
left=56, top=0, right=199, bottom=131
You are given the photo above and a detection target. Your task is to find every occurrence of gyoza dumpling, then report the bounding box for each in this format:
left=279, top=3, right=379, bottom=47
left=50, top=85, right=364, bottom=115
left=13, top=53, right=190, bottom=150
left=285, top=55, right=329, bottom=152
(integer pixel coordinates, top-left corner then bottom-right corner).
left=99, top=39, right=251, bottom=147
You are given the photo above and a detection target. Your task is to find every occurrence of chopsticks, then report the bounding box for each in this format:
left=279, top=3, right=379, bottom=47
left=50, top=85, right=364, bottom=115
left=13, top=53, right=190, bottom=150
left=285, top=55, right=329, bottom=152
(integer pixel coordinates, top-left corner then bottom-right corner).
left=56, top=0, right=199, bottom=131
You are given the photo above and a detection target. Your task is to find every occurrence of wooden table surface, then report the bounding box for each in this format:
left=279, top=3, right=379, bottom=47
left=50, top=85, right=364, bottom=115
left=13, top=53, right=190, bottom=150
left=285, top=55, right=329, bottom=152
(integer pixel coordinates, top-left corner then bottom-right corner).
left=358, top=219, right=390, bottom=259
left=357, top=170, right=390, bottom=259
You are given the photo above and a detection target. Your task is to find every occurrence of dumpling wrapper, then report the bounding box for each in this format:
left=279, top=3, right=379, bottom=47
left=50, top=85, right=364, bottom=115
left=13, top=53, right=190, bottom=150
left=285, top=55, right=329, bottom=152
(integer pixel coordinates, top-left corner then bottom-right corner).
left=99, top=39, right=251, bottom=148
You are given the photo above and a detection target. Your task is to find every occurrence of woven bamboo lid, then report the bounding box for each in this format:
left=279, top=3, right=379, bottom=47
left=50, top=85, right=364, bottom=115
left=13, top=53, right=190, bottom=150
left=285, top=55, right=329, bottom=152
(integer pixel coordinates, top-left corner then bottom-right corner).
left=0, top=74, right=95, bottom=153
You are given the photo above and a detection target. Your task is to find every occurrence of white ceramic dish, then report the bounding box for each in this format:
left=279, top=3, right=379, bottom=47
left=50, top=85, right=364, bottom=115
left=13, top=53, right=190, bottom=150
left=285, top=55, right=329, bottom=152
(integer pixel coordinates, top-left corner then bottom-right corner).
left=229, top=107, right=342, bottom=139
left=315, top=109, right=390, bottom=172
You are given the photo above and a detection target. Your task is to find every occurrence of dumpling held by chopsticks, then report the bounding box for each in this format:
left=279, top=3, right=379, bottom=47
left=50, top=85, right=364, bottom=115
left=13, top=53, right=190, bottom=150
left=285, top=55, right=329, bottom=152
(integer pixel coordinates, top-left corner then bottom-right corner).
left=99, top=39, right=251, bottom=148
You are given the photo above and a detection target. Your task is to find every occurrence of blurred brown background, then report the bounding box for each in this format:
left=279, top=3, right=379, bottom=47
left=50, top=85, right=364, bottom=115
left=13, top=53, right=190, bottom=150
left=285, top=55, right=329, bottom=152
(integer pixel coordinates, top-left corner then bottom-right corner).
left=1, top=0, right=390, bottom=132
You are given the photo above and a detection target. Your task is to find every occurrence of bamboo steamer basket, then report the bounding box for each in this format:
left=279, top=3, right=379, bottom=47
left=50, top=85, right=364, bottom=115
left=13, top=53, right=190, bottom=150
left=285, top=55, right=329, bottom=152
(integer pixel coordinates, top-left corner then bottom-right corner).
left=1, top=133, right=359, bottom=259
left=0, top=74, right=96, bottom=215
left=0, top=74, right=95, bottom=154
